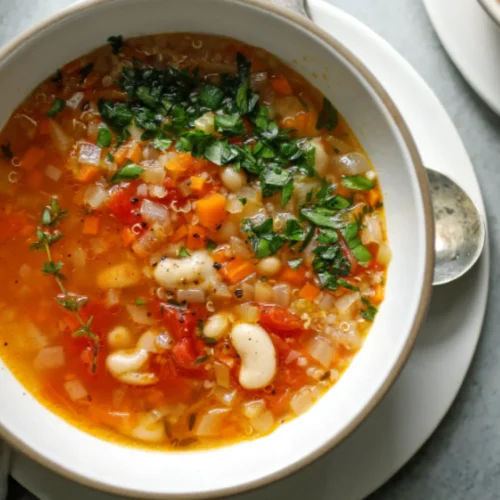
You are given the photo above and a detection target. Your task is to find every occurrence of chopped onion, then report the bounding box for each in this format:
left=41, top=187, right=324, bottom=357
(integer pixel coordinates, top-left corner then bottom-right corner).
left=128, top=126, right=143, bottom=141
left=106, top=289, right=120, bottom=307
left=217, top=221, right=239, bottom=240
left=72, top=247, right=87, bottom=269
left=142, top=167, right=166, bottom=185
left=89, top=237, right=108, bottom=255
left=83, top=184, right=108, bottom=209
left=66, top=92, right=85, bottom=110
left=290, top=387, right=316, bottom=415
left=78, top=142, right=102, bottom=166
left=325, top=135, right=352, bottom=154
left=226, top=198, right=243, bottom=214
left=213, top=282, right=232, bottom=299
left=273, top=284, right=291, bottom=308
left=64, top=379, right=88, bottom=401
left=255, top=282, right=275, bottom=303
left=126, top=304, right=156, bottom=325
left=333, top=152, right=371, bottom=175
left=251, top=410, right=274, bottom=434
left=294, top=180, right=322, bottom=205
left=33, top=346, right=65, bottom=371
left=177, top=289, right=205, bottom=303
left=149, top=185, right=167, bottom=199
left=307, top=336, right=335, bottom=368
left=335, top=292, right=360, bottom=313
left=214, top=387, right=237, bottom=406
left=137, top=184, right=149, bottom=197
left=318, top=292, right=334, bottom=310
left=140, top=199, right=169, bottom=226
left=285, top=350, right=301, bottom=364
left=377, top=243, right=392, bottom=266
left=242, top=400, right=266, bottom=419
left=361, top=214, right=383, bottom=245
left=26, top=322, right=49, bottom=350
left=230, top=236, right=252, bottom=259
left=19, top=263, right=32, bottom=280
left=45, top=164, right=62, bottom=182
left=49, top=120, right=73, bottom=154
left=236, top=304, right=259, bottom=323
left=214, top=362, right=230, bottom=388
left=195, top=408, right=229, bottom=437
left=237, top=186, right=260, bottom=202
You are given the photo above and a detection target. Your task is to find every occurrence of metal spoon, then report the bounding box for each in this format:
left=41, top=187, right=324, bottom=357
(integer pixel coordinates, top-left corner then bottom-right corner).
left=272, top=0, right=486, bottom=285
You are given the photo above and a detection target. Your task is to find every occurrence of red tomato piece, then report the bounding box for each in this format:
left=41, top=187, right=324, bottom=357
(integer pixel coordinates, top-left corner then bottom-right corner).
left=258, top=305, right=305, bottom=336
left=107, top=183, right=141, bottom=225
left=158, top=302, right=207, bottom=340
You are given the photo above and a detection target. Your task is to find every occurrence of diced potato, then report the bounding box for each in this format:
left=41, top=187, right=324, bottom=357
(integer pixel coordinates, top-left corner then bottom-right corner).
left=97, top=262, right=142, bottom=289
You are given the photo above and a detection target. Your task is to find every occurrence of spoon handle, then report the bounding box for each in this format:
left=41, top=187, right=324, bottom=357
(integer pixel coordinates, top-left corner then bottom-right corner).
left=269, top=0, right=310, bottom=18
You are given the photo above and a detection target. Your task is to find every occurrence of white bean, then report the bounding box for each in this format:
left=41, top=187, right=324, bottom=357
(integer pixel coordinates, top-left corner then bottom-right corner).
left=231, top=323, right=276, bottom=389
left=257, top=257, right=282, bottom=276
left=129, top=412, right=167, bottom=443
left=221, top=167, right=246, bottom=191
left=107, top=326, right=134, bottom=350
left=106, top=349, right=158, bottom=386
left=204, top=313, right=232, bottom=339
left=97, top=262, right=142, bottom=289
left=154, top=250, right=221, bottom=292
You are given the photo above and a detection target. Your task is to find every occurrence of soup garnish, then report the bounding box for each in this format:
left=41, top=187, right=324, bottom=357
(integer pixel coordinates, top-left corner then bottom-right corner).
left=0, top=34, right=389, bottom=449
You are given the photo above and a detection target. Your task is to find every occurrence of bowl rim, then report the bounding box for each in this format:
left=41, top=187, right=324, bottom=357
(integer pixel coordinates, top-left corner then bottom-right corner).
left=477, top=0, right=500, bottom=26
left=0, top=0, right=435, bottom=497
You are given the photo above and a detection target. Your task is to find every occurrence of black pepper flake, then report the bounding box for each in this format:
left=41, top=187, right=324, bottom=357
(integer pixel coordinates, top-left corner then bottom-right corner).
left=152, top=262, right=158, bottom=267
left=216, top=224, right=222, bottom=230
left=213, top=262, right=222, bottom=270
left=141, top=221, right=147, bottom=228
left=3, top=342, right=8, bottom=347
left=234, top=289, right=243, bottom=298
left=193, top=233, right=200, bottom=239
left=131, top=197, right=139, bottom=204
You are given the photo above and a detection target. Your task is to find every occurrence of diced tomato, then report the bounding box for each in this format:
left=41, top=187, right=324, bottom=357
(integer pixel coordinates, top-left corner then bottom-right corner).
left=258, top=305, right=305, bottom=336
left=107, top=183, right=141, bottom=225
left=172, top=338, right=197, bottom=368
left=158, top=302, right=207, bottom=340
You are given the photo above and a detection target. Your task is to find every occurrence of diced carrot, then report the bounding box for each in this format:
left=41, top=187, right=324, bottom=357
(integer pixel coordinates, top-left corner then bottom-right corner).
left=187, top=225, right=207, bottom=250
left=189, top=176, right=206, bottom=193
left=299, top=283, right=321, bottom=302
left=113, top=144, right=129, bottom=166
left=84, top=89, right=127, bottom=102
left=372, top=284, right=385, bottom=305
left=38, top=119, right=50, bottom=135
left=220, top=258, right=256, bottom=285
left=171, top=225, right=188, bottom=243
left=279, top=265, right=307, bottom=287
left=195, top=193, right=227, bottom=230
left=212, top=246, right=231, bottom=264
left=81, top=72, right=99, bottom=89
left=126, top=141, right=142, bottom=164
left=368, top=189, right=381, bottom=207
left=21, top=146, right=45, bottom=170
left=74, top=164, right=100, bottom=183
left=271, top=76, right=293, bottom=96
left=281, top=110, right=319, bottom=137
left=27, top=170, right=43, bottom=189
left=121, top=227, right=137, bottom=247
left=164, top=152, right=194, bottom=175
left=82, top=216, right=100, bottom=235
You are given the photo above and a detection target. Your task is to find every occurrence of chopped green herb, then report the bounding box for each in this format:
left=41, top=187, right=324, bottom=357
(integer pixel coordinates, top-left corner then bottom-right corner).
left=1, top=142, right=13, bottom=160
left=96, top=126, right=112, bottom=148
left=203, top=337, right=217, bottom=345
left=204, top=140, right=238, bottom=166
left=135, top=298, right=146, bottom=306
left=242, top=217, right=285, bottom=259
left=281, top=178, right=294, bottom=207
left=361, top=298, right=378, bottom=321
left=239, top=197, right=247, bottom=206
left=41, top=261, right=65, bottom=279
left=106, top=152, right=115, bottom=162
left=288, top=257, right=304, bottom=270
left=316, top=98, right=338, bottom=131
left=341, top=175, right=374, bottom=191
left=337, top=279, right=360, bottom=291
left=300, top=207, right=342, bottom=229
left=198, top=84, right=224, bottom=109
left=284, top=219, right=306, bottom=242
left=110, top=163, right=144, bottom=183
left=108, top=35, right=124, bottom=55
left=194, top=355, right=210, bottom=365
left=214, top=114, right=245, bottom=136
left=152, top=136, right=173, bottom=152
left=55, top=294, right=88, bottom=312
left=47, top=98, right=65, bottom=118
left=206, top=239, right=217, bottom=251
left=79, top=63, right=94, bottom=83
left=178, top=246, right=191, bottom=258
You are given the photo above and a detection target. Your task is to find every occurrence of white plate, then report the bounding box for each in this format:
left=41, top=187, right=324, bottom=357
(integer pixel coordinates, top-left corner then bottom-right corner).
left=9, top=1, right=489, bottom=499
left=423, top=0, right=500, bottom=116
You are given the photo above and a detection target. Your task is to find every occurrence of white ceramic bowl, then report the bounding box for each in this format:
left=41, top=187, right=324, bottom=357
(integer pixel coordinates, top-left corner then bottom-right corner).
left=478, top=0, right=500, bottom=25
left=0, top=0, right=434, bottom=497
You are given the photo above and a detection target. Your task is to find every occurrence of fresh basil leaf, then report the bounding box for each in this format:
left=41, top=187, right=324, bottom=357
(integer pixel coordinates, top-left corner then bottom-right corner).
left=300, top=208, right=342, bottom=229
left=316, top=98, right=338, bottom=131
left=281, top=178, right=294, bottom=207
left=108, top=35, right=124, bottom=55
left=152, top=136, right=173, bottom=151
left=110, top=163, right=144, bottom=183
left=337, top=279, right=360, bottom=291
left=351, top=244, right=372, bottom=262
left=317, top=229, right=339, bottom=244
left=341, top=175, right=375, bottom=191
left=204, top=140, right=238, bottom=166
left=179, top=246, right=191, bottom=258
left=199, top=84, right=224, bottom=109
left=298, top=224, right=315, bottom=252
left=242, top=217, right=286, bottom=258
left=47, top=98, right=65, bottom=118
left=361, top=298, right=378, bottom=321
left=260, top=166, right=291, bottom=198
left=235, top=53, right=251, bottom=114
left=214, top=114, right=245, bottom=136
left=288, top=257, right=303, bottom=270
left=96, top=126, right=112, bottom=148
left=284, top=219, right=305, bottom=241
left=99, top=100, right=134, bottom=131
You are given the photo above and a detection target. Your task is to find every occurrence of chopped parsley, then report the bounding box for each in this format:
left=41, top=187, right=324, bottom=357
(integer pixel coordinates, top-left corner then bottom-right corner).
left=316, top=98, right=338, bottom=131
left=47, top=98, right=65, bottom=118
left=178, top=246, right=191, bottom=258
left=110, top=163, right=144, bottom=183
left=361, top=297, right=378, bottom=321
left=341, top=175, right=375, bottom=191
left=242, top=217, right=285, bottom=259
left=96, top=126, right=112, bottom=148
left=107, top=35, right=124, bottom=55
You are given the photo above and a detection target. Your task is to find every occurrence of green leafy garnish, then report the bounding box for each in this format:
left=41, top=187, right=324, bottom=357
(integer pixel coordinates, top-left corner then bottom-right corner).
left=178, top=246, right=191, bottom=258
left=135, top=298, right=146, bottom=306
left=361, top=297, right=378, bottom=321
left=214, top=114, right=245, bottom=136
left=96, top=126, right=112, bottom=148
left=55, top=294, right=89, bottom=312
left=152, top=136, right=173, bottom=152
left=341, top=175, right=374, bottom=191
left=288, top=257, right=304, bottom=270
left=199, top=84, right=224, bottom=109
left=108, top=35, right=124, bottom=55
left=194, top=355, right=210, bottom=365
left=47, top=98, right=65, bottom=118
left=300, top=207, right=342, bottom=229
left=79, top=63, right=94, bottom=83
left=110, top=163, right=144, bottom=183
left=316, top=98, right=338, bottom=131
left=206, top=240, right=217, bottom=251
left=242, top=217, right=285, bottom=259
left=283, top=219, right=306, bottom=242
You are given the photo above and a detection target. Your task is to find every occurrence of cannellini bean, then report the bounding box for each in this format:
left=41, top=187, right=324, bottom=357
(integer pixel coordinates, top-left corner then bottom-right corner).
left=129, top=412, right=167, bottom=443
left=107, top=326, right=134, bottom=350
left=154, top=250, right=221, bottom=292
left=257, top=256, right=282, bottom=276
left=106, top=349, right=158, bottom=386
left=97, top=262, right=142, bottom=289
left=231, top=323, right=276, bottom=389
left=137, top=329, right=162, bottom=353
left=308, top=138, right=329, bottom=176
left=221, top=167, right=246, bottom=191
left=118, top=372, right=159, bottom=386
left=204, top=313, right=232, bottom=339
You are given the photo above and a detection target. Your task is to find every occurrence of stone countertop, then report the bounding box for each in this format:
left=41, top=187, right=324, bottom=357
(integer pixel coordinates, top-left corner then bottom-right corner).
left=0, top=0, right=498, bottom=499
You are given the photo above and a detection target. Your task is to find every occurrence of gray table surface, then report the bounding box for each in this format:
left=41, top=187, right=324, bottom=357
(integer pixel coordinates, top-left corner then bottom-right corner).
left=1, top=0, right=499, bottom=499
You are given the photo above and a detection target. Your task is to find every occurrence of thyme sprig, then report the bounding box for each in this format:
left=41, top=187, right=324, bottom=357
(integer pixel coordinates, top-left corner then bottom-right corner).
left=31, top=198, right=99, bottom=372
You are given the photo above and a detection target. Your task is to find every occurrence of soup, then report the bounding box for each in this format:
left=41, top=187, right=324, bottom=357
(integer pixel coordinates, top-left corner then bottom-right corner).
left=0, top=34, right=389, bottom=449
